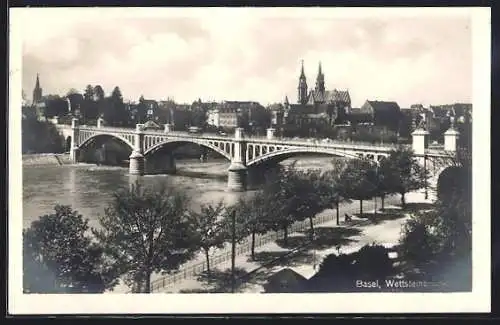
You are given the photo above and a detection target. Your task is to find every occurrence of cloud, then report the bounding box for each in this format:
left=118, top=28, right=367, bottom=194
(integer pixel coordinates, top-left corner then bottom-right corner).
left=19, top=8, right=472, bottom=107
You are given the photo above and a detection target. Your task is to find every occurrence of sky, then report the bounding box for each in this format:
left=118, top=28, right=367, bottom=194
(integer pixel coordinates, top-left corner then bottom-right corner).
left=18, top=8, right=472, bottom=108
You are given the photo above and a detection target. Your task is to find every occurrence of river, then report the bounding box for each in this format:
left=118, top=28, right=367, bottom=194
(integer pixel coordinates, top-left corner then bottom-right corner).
left=22, top=156, right=338, bottom=229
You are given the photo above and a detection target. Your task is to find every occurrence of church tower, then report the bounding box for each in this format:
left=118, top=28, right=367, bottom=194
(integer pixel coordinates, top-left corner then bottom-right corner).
left=32, top=73, right=43, bottom=105
left=315, top=62, right=325, bottom=94
left=297, top=60, right=308, bottom=105
left=284, top=95, right=290, bottom=110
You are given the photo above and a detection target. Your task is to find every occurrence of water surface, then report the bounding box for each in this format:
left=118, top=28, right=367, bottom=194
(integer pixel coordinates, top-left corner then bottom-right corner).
left=23, top=157, right=336, bottom=229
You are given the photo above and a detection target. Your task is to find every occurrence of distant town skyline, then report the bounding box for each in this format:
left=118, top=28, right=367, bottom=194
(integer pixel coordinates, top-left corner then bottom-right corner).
left=20, top=8, right=472, bottom=108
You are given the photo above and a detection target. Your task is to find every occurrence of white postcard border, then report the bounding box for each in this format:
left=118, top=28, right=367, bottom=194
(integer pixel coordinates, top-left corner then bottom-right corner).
left=8, top=7, right=491, bottom=314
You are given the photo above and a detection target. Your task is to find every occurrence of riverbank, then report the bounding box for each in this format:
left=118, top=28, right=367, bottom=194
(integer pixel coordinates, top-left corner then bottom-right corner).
left=103, top=193, right=406, bottom=293
left=154, top=190, right=434, bottom=293
left=22, top=153, right=72, bottom=167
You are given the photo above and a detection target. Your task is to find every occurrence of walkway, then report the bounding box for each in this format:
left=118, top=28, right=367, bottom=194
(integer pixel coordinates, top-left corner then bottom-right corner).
left=108, top=195, right=396, bottom=293
left=159, top=190, right=434, bottom=293
left=147, top=194, right=405, bottom=293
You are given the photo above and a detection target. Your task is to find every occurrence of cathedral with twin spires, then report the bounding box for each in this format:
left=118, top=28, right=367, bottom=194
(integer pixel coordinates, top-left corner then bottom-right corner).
left=282, top=61, right=352, bottom=128
left=297, top=60, right=351, bottom=110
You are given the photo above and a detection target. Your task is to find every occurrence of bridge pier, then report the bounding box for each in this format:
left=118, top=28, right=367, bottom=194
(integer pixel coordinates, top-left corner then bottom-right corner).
left=129, top=124, right=145, bottom=175
left=129, top=152, right=145, bottom=175
left=70, top=147, right=80, bottom=163
left=227, top=127, right=248, bottom=191
left=70, top=118, right=80, bottom=163
left=227, top=163, right=247, bottom=192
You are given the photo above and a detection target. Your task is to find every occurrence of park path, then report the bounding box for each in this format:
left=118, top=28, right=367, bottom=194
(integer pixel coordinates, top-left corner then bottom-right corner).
left=152, top=191, right=434, bottom=293
left=107, top=194, right=399, bottom=293
left=109, top=185, right=436, bottom=293
left=241, top=190, right=434, bottom=293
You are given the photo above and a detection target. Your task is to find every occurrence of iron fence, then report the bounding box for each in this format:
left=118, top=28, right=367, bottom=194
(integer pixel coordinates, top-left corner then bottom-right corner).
left=149, top=209, right=335, bottom=292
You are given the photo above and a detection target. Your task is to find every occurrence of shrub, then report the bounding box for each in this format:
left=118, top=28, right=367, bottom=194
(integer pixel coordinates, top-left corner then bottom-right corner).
left=309, top=253, right=355, bottom=291
left=352, top=244, right=393, bottom=279
left=23, top=205, right=116, bottom=293
left=436, top=166, right=466, bottom=203
left=398, top=213, right=441, bottom=271
left=310, top=244, right=395, bottom=291
left=317, top=253, right=353, bottom=277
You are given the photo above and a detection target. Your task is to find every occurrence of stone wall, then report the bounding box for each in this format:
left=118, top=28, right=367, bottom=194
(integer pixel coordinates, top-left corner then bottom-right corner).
left=22, top=153, right=72, bottom=166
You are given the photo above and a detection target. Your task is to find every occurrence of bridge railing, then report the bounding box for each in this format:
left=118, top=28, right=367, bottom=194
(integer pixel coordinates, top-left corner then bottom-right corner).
left=78, top=126, right=138, bottom=133
left=73, top=125, right=448, bottom=157
left=76, top=125, right=407, bottom=149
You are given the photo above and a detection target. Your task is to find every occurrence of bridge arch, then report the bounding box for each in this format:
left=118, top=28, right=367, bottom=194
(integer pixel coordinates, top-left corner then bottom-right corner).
left=77, top=133, right=134, bottom=152
left=246, top=147, right=384, bottom=168
left=143, top=138, right=232, bottom=161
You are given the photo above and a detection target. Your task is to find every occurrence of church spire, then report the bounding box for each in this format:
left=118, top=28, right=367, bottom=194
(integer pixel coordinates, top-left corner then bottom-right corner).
left=300, top=59, right=306, bottom=79
left=315, top=61, right=325, bottom=94
left=32, top=73, right=43, bottom=104
left=297, top=60, right=308, bottom=105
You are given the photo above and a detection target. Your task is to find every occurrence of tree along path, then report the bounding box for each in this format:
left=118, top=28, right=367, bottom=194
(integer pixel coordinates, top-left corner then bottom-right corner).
left=142, top=195, right=403, bottom=293
left=157, top=190, right=433, bottom=293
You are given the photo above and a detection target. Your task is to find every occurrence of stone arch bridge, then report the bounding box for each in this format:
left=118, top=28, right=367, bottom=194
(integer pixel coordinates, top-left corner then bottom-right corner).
left=54, top=119, right=458, bottom=191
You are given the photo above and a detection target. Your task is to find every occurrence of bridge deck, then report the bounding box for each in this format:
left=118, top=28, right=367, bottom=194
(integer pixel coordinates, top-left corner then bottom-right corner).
left=60, top=124, right=449, bottom=158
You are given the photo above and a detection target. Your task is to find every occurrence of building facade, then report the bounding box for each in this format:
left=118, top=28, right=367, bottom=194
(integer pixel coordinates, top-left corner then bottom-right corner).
left=218, top=107, right=241, bottom=128
left=208, top=101, right=269, bottom=130
left=268, top=103, right=285, bottom=127
left=398, top=103, right=472, bottom=141
left=207, top=108, right=221, bottom=127
left=356, top=100, right=401, bottom=132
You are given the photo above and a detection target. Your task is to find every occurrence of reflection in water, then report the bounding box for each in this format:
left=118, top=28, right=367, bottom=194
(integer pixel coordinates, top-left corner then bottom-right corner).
left=128, top=174, right=141, bottom=191
left=68, top=167, right=77, bottom=210
left=23, top=157, right=337, bottom=230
